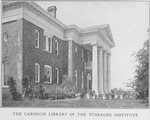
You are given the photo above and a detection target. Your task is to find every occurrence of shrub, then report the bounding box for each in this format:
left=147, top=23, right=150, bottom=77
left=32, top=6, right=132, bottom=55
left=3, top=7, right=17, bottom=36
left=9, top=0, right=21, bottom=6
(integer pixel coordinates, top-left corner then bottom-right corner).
left=22, top=77, right=34, bottom=100
left=79, top=89, right=86, bottom=99
left=8, top=77, right=22, bottom=100
left=87, top=90, right=94, bottom=97
left=59, top=75, right=77, bottom=98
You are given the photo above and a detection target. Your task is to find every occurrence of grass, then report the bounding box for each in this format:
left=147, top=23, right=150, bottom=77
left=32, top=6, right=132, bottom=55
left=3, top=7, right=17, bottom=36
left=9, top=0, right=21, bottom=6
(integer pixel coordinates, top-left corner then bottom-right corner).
left=2, top=98, right=148, bottom=108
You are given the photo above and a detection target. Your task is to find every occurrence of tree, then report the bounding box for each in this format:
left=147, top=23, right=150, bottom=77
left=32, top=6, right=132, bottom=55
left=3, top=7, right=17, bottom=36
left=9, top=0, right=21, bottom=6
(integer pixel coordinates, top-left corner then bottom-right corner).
left=126, top=39, right=149, bottom=99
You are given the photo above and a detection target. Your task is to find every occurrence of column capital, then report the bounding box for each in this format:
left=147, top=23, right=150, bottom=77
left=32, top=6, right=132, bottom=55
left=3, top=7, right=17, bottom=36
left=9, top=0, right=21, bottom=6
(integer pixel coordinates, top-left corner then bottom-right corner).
left=98, top=46, right=104, bottom=50
left=91, top=44, right=98, bottom=47
left=103, top=50, right=107, bottom=53
left=107, top=53, right=111, bottom=56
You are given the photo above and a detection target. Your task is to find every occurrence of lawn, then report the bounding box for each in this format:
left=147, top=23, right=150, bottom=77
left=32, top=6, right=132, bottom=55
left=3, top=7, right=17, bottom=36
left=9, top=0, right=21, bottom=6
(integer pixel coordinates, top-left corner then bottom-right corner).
left=2, top=98, right=148, bottom=108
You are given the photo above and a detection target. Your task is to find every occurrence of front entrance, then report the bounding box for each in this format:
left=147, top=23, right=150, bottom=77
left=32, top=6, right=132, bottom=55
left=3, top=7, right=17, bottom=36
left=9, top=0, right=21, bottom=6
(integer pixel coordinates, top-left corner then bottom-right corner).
left=87, top=73, right=92, bottom=90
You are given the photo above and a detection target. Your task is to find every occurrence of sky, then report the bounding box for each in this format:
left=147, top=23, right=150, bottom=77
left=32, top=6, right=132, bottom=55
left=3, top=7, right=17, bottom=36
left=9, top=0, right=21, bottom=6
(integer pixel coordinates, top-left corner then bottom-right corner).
left=36, top=1, right=149, bottom=89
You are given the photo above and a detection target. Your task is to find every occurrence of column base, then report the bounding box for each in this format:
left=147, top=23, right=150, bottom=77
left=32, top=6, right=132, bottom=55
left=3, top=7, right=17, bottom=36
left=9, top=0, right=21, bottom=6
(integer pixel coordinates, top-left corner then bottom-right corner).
left=92, top=92, right=100, bottom=99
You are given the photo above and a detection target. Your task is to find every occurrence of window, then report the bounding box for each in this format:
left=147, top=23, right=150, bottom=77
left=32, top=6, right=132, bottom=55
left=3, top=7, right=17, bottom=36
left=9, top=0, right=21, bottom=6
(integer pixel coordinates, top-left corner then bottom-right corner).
left=75, top=46, right=78, bottom=53
left=55, top=68, right=59, bottom=84
left=81, top=49, right=84, bottom=62
left=55, top=40, right=58, bottom=55
left=87, top=52, right=91, bottom=62
left=75, top=70, right=77, bottom=87
left=48, top=38, right=52, bottom=52
left=2, top=63, right=9, bottom=87
left=35, top=63, right=40, bottom=82
left=3, top=32, right=8, bottom=42
left=44, top=65, right=52, bottom=83
left=81, top=72, right=84, bottom=89
left=35, top=29, right=39, bottom=48
left=45, top=35, right=52, bottom=53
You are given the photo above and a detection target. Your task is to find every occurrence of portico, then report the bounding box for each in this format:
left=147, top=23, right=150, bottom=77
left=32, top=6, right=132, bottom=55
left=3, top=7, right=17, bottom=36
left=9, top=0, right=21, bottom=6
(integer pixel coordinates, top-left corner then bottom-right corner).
left=91, top=43, right=111, bottom=95
left=65, top=24, right=115, bottom=94
left=80, top=25, right=115, bottom=95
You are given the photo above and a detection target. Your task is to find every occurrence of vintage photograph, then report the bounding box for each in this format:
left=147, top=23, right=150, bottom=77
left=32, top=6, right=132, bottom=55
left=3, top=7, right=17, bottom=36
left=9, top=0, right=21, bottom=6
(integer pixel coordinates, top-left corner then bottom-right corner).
left=1, top=1, right=149, bottom=109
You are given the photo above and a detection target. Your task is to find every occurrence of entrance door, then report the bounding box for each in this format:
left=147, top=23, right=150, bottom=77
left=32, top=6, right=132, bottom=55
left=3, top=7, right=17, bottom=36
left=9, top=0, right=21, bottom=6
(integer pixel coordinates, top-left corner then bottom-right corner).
left=87, top=73, right=92, bottom=90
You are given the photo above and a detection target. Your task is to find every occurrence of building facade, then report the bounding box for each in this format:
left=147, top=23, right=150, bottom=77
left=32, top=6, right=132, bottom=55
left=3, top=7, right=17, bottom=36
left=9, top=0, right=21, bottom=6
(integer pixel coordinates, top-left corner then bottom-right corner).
left=2, top=2, right=115, bottom=97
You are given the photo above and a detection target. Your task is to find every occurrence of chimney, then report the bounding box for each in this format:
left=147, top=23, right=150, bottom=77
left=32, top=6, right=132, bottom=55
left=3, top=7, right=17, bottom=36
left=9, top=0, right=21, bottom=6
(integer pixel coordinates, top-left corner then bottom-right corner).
left=47, top=6, right=57, bottom=18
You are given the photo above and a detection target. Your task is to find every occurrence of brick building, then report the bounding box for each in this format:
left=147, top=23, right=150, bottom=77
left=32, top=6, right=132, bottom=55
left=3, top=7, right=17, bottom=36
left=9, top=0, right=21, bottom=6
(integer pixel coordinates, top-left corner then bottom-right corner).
left=2, top=2, right=115, bottom=96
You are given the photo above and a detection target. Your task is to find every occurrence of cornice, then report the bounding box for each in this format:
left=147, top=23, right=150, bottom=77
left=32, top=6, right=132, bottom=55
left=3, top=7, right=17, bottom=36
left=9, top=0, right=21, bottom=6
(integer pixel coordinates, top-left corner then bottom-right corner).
left=3, top=2, right=66, bottom=32
left=24, top=2, right=66, bottom=32
left=65, top=25, right=82, bottom=36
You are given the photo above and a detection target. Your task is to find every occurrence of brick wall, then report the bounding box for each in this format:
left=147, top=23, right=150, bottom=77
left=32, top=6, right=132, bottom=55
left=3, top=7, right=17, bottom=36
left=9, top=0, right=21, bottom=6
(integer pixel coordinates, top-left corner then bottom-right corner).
left=71, top=40, right=92, bottom=92
left=2, top=19, right=23, bottom=96
left=22, top=18, right=66, bottom=85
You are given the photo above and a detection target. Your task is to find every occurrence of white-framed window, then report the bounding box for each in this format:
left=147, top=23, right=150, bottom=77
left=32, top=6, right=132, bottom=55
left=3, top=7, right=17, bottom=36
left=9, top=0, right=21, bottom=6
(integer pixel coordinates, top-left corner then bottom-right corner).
left=75, top=70, right=77, bottom=87
left=75, top=46, right=78, bottom=53
left=81, top=49, right=84, bottom=62
left=35, top=63, right=40, bottom=82
left=2, top=63, right=9, bottom=87
left=44, top=65, right=52, bottom=83
left=81, top=72, right=84, bottom=89
left=35, top=29, right=39, bottom=48
left=55, top=68, right=59, bottom=84
left=55, top=40, right=58, bottom=55
left=3, top=32, right=8, bottom=42
left=44, top=35, right=52, bottom=53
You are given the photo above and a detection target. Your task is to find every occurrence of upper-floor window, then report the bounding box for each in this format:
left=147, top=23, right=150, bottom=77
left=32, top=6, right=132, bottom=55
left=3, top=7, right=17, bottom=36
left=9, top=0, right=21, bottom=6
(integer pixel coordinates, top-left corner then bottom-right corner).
left=35, top=29, right=39, bottom=48
left=35, top=63, right=40, bottom=82
left=44, top=65, right=52, bottom=83
left=55, top=68, right=59, bottom=84
left=55, top=40, right=58, bottom=55
left=75, top=46, right=78, bottom=53
left=75, top=70, right=77, bottom=87
left=81, top=49, right=84, bottom=62
left=44, top=35, right=52, bottom=53
left=3, top=32, right=8, bottom=42
left=87, top=52, right=91, bottom=62
left=2, top=63, right=9, bottom=87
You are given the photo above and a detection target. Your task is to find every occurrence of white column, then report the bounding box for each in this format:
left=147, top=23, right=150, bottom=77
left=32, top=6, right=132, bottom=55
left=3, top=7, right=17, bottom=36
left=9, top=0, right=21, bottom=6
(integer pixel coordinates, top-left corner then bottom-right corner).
left=98, top=47, right=104, bottom=94
left=104, top=51, right=108, bottom=94
left=107, top=53, right=111, bottom=93
left=68, top=38, right=73, bottom=80
left=92, top=44, right=99, bottom=94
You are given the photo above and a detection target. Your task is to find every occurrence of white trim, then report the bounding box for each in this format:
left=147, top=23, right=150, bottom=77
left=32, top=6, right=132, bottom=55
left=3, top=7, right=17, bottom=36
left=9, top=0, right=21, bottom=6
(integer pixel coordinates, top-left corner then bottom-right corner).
left=35, top=29, right=39, bottom=48
left=44, top=34, right=52, bottom=53
left=23, top=10, right=64, bottom=40
left=2, top=14, right=23, bottom=23
left=2, top=63, right=9, bottom=87
left=55, top=68, right=59, bottom=84
left=35, top=63, right=40, bottom=82
left=44, top=65, right=52, bottom=84
left=2, top=86, right=9, bottom=88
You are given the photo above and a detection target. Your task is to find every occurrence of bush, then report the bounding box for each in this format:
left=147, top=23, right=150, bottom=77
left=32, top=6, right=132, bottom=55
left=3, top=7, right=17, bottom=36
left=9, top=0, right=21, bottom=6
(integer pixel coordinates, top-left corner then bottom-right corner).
left=8, top=77, right=22, bottom=100
left=59, top=75, right=77, bottom=98
left=21, top=75, right=78, bottom=100
left=22, top=77, right=34, bottom=100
